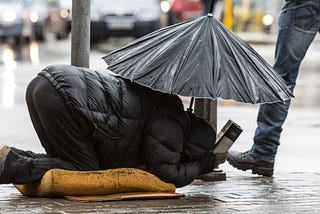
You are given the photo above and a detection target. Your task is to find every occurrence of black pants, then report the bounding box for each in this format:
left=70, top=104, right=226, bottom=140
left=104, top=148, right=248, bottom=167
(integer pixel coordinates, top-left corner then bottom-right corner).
left=1, top=75, right=100, bottom=184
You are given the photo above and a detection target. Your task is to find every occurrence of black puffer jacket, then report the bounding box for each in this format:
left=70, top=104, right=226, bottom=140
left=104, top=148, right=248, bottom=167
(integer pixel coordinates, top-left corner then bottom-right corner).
left=40, top=64, right=216, bottom=187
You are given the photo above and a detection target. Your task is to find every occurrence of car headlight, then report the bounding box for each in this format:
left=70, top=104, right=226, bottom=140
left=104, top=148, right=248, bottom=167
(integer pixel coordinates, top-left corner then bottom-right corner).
left=262, top=14, right=274, bottom=26
left=160, top=1, right=170, bottom=13
left=139, top=10, right=160, bottom=21
left=3, top=10, right=17, bottom=23
left=60, top=9, right=70, bottom=19
left=30, top=12, right=39, bottom=23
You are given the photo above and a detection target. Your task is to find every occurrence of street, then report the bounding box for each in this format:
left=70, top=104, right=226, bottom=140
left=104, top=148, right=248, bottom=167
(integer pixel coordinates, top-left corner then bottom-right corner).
left=0, top=34, right=320, bottom=213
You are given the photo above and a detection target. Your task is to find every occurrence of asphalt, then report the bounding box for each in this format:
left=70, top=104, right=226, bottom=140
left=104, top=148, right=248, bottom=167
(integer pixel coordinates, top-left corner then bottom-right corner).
left=0, top=34, right=320, bottom=213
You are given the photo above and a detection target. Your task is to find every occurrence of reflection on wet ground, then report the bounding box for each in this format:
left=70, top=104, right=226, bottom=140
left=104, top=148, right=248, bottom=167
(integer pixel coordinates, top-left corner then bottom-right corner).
left=0, top=43, right=27, bottom=108
left=1, top=46, right=16, bottom=108
left=0, top=37, right=319, bottom=108
left=0, top=42, right=40, bottom=66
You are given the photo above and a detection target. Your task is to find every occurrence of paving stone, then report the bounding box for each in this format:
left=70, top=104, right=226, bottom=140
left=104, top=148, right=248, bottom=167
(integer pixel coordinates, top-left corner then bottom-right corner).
left=1, top=171, right=320, bottom=213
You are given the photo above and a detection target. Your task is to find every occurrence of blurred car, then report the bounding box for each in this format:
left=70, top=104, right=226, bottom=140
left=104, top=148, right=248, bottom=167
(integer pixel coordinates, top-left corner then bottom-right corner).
left=90, top=0, right=163, bottom=43
left=262, top=13, right=274, bottom=34
left=166, top=0, right=203, bottom=25
left=24, top=0, right=70, bottom=41
left=0, top=0, right=32, bottom=42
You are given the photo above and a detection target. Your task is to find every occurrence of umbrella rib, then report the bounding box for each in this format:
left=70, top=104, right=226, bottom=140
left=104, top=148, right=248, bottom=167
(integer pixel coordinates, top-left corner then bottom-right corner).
left=217, top=24, right=261, bottom=103
left=168, top=17, right=209, bottom=94
left=225, top=30, right=291, bottom=102
left=104, top=19, right=202, bottom=64
left=125, top=18, right=206, bottom=87
left=102, top=15, right=291, bottom=104
left=227, top=22, right=291, bottom=101
left=105, top=18, right=206, bottom=82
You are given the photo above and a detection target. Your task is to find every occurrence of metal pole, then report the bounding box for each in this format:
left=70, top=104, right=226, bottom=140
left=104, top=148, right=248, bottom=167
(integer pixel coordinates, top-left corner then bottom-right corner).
left=194, top=99, right=217, bottom=132
left=195, top=0, right=218, bottom=132
left=71, top=0, right=91, bottom=68
left=187, top=97, right=195, bottom=113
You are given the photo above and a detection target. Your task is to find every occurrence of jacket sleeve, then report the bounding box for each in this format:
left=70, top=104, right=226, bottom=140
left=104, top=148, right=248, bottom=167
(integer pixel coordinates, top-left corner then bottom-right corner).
left=142, top=116, right=212, bottom=188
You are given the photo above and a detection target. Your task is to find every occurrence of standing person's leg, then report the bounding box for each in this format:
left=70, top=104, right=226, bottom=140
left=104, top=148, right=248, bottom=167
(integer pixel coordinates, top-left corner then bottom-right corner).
left=228, top=0, right=320, bottom=176
left=1, top=75, right=100, bottom=184
left=252, top=0, right=319, bottom=161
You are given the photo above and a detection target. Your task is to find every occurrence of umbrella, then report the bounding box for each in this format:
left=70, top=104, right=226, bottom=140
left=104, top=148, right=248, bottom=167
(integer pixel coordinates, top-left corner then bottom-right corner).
left=102, top=0, right=293, bottom=111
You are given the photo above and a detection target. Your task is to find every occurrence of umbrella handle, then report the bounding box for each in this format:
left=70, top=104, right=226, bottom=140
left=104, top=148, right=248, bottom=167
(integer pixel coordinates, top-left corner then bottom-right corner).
left=187, top=97, right=194, bottom=113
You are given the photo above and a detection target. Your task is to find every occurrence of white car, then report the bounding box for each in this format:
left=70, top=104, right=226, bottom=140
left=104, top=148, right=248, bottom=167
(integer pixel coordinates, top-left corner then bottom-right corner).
left=90, top=0, right=164, bottom=42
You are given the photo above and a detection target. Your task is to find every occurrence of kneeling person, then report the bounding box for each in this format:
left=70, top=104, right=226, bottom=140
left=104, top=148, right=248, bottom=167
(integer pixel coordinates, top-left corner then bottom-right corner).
left=0, top=65, right=225, bottom=188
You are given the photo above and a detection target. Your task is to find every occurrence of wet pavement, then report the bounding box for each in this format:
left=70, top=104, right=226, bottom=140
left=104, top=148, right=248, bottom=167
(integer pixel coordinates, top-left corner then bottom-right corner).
left=0, top=34, right=320, bottom=213
left=1, top=171, right=320, bottom=213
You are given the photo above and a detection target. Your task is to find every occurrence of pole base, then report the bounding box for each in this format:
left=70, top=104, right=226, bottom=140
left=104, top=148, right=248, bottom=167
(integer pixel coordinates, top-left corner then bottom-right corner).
left=197, top=168, right=226, bottom=181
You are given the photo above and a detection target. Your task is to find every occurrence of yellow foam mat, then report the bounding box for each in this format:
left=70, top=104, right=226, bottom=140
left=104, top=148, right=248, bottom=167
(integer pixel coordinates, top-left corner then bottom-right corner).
left=14, top=168, right=176, bottom=197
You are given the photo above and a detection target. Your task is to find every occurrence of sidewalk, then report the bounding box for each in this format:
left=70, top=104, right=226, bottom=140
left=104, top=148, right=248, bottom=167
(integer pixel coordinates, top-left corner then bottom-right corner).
left=1, top=171, right=320, bottom=213
left=1, top=42, right=320, bottom=213
left=1, top=80, right=320, bottom=213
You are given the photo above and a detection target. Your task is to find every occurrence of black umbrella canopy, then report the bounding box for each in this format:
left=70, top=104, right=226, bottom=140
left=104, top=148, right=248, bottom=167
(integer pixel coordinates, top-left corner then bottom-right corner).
left=103, top=12, right=292, bottom=104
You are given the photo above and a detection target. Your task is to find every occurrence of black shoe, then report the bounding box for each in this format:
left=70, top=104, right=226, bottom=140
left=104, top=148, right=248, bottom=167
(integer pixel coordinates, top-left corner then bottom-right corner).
left=227, top=150, right=274, bottom=176
left=0, top=144, right=10, bottom=177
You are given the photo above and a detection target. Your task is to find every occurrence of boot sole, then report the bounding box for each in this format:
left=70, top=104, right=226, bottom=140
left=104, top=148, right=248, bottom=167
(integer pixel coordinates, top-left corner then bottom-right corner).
left=0, top=144, right=10, bottom=157
left=227, top=156, right=273, bottom=177
left=0, top=144, right=10, bottom=177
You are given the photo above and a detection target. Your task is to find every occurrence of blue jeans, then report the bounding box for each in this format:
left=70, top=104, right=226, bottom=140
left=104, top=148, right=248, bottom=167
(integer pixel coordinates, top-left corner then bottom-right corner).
left=251, top=0, right=320, bottom=162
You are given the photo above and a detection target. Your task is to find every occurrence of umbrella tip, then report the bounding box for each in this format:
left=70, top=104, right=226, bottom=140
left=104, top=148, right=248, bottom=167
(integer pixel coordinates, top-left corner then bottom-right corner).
left=207, top=13, right=213, bottom=17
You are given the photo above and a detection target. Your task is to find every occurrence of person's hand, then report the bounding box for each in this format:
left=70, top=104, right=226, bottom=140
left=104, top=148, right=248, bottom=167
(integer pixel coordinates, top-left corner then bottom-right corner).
left=213, top=152, right=228, bottom=168
left=198, top=152, right=228, bottom=175
left=199, top=152, right=215, bottom=174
